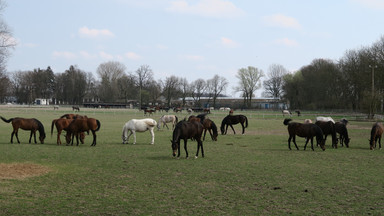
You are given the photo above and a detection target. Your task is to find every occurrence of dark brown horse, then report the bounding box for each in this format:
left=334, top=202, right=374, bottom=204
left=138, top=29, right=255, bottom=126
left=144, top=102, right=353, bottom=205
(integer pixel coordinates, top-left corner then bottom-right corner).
left=315, top=121, right=338, bottom=148
left=51, top=118, right=85, bottom=145
left=60, top=113, right=86, bottom=119
left=1, top=116, right=46, bottom=144
left=72, top=106, right=80, bottom=111
left=369, top=122, right=384, bottom=150
left=171, top=120, right=204, bottom=158
left=284, top=119, right=325, bottom=151
left=144, top=108, right=155, bottom=116
left=220, top=114, right=248, bottom=135
left=67, top=118, right=101, bottom=146
left=335, top=122, right=350, bottom=147
left=202, top=118, right=218, bottom=141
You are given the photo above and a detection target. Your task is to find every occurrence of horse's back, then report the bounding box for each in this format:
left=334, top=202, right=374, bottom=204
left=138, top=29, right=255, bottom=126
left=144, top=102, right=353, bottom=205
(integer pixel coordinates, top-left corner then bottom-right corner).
left=288, top=122, right=320, bottom=138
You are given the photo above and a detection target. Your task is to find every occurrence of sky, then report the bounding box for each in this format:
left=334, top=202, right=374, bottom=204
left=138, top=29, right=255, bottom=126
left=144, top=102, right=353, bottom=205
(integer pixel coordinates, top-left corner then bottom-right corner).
left=3, top=0, right=384, bottom=97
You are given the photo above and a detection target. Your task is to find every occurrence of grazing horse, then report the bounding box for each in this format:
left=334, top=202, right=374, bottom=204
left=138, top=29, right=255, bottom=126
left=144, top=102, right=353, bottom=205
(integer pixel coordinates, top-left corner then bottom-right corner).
left=51, top=118, right=85, bottom=145
left=369, top=122, right=384, bottom=150
left=173, top=107, right=182, bottom=113
left=283, top=118, right=325, bottom=151
left=144, top=108, right=155, bottom=116
left=171, top=120, right=204, bottom=158
left=203, top=108, right=211, bottom=114
left=122, top=118, right=157, bottom=145
left=157, top=115, right=178, bottom=130
left=1, top=116, right=46, bottom=144
left=202, top=118, right=218, bottom=141
left=220, top=114, right=248, bottom=135
left=315, top=120, right=338, bottom=148
left=282, top=110, right=292, bottom=117
left=72, top=106, right=80, bottom=112
left=67, top=118, right=101, bottom=146
left=335, top=122, right=350, bottom=147
left=60, top=113, right=86, bottom=119
left=316, top=116, right=335, bottom=123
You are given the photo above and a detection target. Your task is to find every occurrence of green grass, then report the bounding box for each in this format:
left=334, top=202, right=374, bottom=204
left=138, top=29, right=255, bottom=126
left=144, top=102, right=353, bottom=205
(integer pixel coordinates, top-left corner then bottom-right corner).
left=0, top=106, right=383, bottom=215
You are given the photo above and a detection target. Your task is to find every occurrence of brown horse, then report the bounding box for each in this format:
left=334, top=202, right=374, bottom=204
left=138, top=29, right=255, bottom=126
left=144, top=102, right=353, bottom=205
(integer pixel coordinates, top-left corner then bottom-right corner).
left=67, top=118, right=101, bottom=146
left=51, top=118, right=85, bottom=145
left=72, top=106, right=80, bottom=112
left=1, top=116, right=46, bottom=144
left=315, top=121, right=338, bottom=148
left=284, top=119, right=325, bottom=151
left=202, top=118, right=218, bottom=141
left=220, top=114, right=248, bottom=135
left=60, top=114, right=86, bottom=119
left=171, top=120, right=204, bottom=158
left=369, top=122, right=384, bottom=150
left=144, top=109, right=155, bottom=116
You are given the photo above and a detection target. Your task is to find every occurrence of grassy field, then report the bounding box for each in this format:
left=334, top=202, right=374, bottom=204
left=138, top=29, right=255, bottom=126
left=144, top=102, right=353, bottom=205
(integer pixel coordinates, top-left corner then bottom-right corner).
left=0, top=106, right=383, bottom=215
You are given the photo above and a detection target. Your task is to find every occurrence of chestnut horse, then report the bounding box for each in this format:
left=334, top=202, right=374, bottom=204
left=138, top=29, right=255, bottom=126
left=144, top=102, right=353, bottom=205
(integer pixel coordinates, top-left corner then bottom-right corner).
left=284, top=118, right=325, bottom=151
left=171, top=120, right=204, bottom=158
left=202, top=118, right=218, bottom=141
left=369, top=122, right=384, bottom=150
left=67, top=118, right=101, bottom=146
left=1, top=116, right=46, bottom=144
left=51, top=118, right=85, bottom=145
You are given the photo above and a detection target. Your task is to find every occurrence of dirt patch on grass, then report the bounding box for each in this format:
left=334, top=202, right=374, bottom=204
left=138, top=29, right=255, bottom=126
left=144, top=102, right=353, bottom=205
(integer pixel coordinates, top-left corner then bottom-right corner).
left=0, top=163, right=51, bottom=180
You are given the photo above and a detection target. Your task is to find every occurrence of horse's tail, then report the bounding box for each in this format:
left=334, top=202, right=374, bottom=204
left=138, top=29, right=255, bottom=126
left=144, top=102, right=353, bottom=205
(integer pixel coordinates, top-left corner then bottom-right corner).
left=283, top=118, right=292, bottom=125
left=244, top=115, right=248, bottom=128
left=0, top=116, right=13, bottom=123
left=51, top=119, right=57, bottom=137
left=95, top=120, right=101, bottom=131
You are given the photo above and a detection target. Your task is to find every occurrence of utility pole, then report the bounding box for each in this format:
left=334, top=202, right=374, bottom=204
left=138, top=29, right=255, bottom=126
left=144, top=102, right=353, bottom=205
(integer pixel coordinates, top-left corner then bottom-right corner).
left=369, top=65, right=378, bottom=119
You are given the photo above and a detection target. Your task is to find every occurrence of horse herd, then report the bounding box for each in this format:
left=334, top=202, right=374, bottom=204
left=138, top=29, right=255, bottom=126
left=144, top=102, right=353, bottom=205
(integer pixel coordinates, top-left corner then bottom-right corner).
left=1, top=111, right=382, bottom=158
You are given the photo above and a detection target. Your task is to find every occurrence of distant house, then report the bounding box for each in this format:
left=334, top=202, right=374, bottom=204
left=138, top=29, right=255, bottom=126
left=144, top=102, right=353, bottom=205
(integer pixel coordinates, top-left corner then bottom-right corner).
left=35, top=98, right=50, bottom=105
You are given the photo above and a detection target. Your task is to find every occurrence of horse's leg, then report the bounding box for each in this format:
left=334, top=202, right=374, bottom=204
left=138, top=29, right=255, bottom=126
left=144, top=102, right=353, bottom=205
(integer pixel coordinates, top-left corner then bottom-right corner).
left=11, top=130, right=15, bottom=143
left=292, top=135, right=299, bottom=150
left=177, top=142, right=181, bottom=158
left=33, top=130, right=37, bottom=143
left=57, top=129, right=61, bottom=145
left=241, top=123, right=245, bottom=134
left=126, top=130, right=133, bottom=144
left=165, top=123, right=169, bottom=130
left=71, top=133, right=75, bottom=146
left=310, top=137, right=315, bottom=151
left=132, top=131, right=137, bottom=144
left=149, top=128, right=154, bottom=144
left=14, top=130, right=20, bottom=144
left=229, top=124, right=236, bottom=134
left=379, top=136, right=382, bottom=149
left=195, top=139, right=204, bottom=158
left=304, top=138, right=309, bottom=150
left=76, top=133, right=80, bottom=146
left=203, top=129, right=207, bottom=141
left=183, top=139, right=188, bottom=158
left=288, top=135, right=292, bottom=150
left=91, top=130, right=96, bottom=146
left=29, top=131, right=33, bottom=143
left=225, top=124, right=229, bottom=135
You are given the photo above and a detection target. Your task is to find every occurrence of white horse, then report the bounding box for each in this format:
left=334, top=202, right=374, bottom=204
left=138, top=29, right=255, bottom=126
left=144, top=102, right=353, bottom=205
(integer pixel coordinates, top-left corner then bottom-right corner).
left=282, top=110, right=292, bottom=117
left=316, top=116, right=335, bottom=123
left=122, top=118, right=157, bottom=145
left=157, top=115, right=178, bottom=130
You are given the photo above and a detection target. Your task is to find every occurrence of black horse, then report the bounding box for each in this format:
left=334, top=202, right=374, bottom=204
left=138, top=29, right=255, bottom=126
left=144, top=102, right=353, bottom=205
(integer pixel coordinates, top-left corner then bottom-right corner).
left=171, top=120, right=204, bottom=158
left=335, top=122, right=350, bottom=147
left=220, top=114, right=248, bottom=135
left=315, top=121, right=338, bottom=148
left=284, top=118, right=325, bottom=151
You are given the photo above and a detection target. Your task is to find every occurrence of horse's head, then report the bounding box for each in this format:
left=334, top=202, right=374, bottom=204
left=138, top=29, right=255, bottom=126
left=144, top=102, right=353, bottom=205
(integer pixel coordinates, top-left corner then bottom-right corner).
left=317, top=138, right=326, bottom=151
left=39, top=134, right=46, bottom=144
left=170, top=139, right=178, bottom=157
left=345, top=138, right=351, bottom=148
left=66, top=132, right=72, bottom=144
left=369, top=139, right=375, bottom=150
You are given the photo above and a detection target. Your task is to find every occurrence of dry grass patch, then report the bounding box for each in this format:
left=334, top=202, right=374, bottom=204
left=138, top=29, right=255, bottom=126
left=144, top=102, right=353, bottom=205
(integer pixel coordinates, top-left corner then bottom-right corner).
left=0, top=163, right=51, bottom=180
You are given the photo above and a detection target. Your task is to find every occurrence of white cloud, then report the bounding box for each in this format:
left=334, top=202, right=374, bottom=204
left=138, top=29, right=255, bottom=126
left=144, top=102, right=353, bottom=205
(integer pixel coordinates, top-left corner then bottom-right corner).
left=79, top=51, right=97, bottom=59
left=125, top=52, right=142, bottom=60
left=166, top=0, right=245, bottom=18
left=78, top=26, right=115, bottom=38
left=156, top=44, right=169, bottom=50
left=220, top=37, right=239, bottom=48
left=274, top=38, right=299, bottom=47
left=352, top=0, right=384, bottom=9
left=52, top=51, right=77, bottom=59
left=262, top=14, right=301, bottom=30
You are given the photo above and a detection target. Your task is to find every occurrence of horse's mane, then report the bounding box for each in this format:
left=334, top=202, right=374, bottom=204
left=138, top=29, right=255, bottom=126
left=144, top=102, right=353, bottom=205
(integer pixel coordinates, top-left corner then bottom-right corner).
left=283, top=118, right=293, bottom=125
left=34, top=118, right=46, bottom=138
left=210, top=120, right=218, bottom=135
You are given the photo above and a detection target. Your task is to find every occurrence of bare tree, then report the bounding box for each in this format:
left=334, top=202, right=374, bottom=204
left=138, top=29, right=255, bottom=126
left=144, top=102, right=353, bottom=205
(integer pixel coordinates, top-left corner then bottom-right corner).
left=179, top=78, right=189, bottom=107
left=96, top=61, right=126, bottom=102
left=207, top=74, right=228, bottom=108
left=162, top=75, right=181, bottom=107
left=117, top=74, right=137, bottom=103
left=190, top=78, right=206, bottom=107
left=135, top=65, right=153, bottom=107
left=263, top=64, right=288, bottom=99
left=0, top=1, right=16, bottom=72
left=235, top=66, right=264, bottom=108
